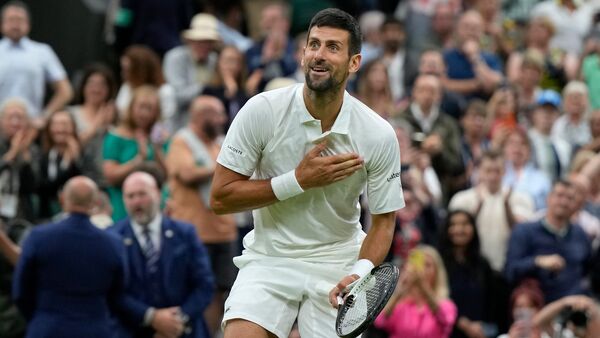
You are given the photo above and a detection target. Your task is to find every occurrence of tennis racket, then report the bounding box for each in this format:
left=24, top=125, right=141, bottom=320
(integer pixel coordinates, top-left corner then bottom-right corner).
left=335, top=262, right=400, bottom=338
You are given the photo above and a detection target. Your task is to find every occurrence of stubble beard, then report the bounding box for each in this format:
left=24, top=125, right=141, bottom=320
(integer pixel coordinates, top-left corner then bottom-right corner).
left=304, top=68, right=349, bottom=95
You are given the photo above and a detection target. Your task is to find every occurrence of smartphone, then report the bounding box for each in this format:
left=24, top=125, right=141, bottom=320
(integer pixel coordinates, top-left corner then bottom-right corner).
left=411, top=132, right=426, bottom=148
left=513, top=307, right=534, bottom=338
left=408, top=249, right=425, bottom=273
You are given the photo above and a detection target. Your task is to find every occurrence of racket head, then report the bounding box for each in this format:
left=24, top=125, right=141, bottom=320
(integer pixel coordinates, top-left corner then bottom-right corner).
left=335, top=262, right=400, bottom=338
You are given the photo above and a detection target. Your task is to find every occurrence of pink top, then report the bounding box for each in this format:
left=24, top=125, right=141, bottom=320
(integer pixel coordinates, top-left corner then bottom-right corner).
left=374, top=298, right=457, bottom=338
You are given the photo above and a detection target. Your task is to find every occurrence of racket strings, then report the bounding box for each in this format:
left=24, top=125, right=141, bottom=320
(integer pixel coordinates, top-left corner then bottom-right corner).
left=338, top=267, right=397, bottom=333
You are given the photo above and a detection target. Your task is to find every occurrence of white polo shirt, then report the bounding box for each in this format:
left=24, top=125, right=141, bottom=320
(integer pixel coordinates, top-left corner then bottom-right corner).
left=0, top=37, right=68, bottom=117
left=217, top=84, right=404, bottom=262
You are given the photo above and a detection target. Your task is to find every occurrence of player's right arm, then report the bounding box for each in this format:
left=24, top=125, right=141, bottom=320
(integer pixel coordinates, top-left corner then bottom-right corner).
left=210, top=164, right=277, bottom=214
left=210, top=143, right=363, bottom=214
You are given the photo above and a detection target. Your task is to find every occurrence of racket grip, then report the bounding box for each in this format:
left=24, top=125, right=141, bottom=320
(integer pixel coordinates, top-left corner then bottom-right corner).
left=337, top=295, right=344, bottom=306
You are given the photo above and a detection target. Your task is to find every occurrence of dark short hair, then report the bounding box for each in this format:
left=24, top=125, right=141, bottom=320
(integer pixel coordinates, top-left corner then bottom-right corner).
left=552, top=178, right=573, bottom=192
left=307, top=8, right=362, bottom=56
left=381, top=16, right=404, bottom=31
left=480, top=148, right=504, bottom=164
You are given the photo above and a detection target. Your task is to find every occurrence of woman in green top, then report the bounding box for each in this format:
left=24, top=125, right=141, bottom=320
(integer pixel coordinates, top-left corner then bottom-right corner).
left=102, top=85, right=167, bottom=220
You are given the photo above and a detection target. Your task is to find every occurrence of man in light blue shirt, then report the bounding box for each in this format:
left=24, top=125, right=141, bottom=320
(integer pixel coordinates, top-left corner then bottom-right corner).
left=0, top=1, right=72, bottom=125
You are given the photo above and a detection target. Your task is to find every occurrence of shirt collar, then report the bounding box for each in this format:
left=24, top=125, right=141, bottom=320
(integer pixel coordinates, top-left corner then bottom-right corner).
left=1, top=36, right=30, bottom=49
left=410, top=102, right=439, bottom=133
left=296, top=84, right=351, bottom=135
left=131, top=213, right=162, bottom=236
left=542, top=218, right=569, bottom=237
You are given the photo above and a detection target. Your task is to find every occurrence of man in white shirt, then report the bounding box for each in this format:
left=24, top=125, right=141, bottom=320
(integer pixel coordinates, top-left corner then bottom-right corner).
left=0, top=1, right=72, bottom=125
left=449, top=150, right=534, bottom=272
left=211, top=8, right=404, bottom=338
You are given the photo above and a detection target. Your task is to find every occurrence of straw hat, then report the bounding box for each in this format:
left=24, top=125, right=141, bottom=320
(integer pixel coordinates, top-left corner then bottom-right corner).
left=182, top=13, right=220, bottom=41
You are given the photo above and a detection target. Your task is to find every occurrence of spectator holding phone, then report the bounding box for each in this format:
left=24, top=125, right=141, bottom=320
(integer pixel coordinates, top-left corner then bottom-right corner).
left=497, top=279, right=545, bottom=338
left=375, top=245, right=457, bottom=338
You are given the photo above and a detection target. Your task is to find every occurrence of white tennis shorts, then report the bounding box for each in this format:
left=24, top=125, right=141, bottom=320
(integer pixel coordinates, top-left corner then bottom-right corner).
left=222, top=254, right=355, bottom=338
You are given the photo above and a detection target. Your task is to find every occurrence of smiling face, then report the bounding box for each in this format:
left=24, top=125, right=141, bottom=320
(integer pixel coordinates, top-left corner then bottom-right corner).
left=130, top=92, right=159, bottom=131
left=448, top=212, right=475, bottom=248
left=218, top=46, right=243, bottom=79
left=302, top=26, right=361, bottom=93
left=49, top=111, right=75, bottom=146
left=1, top=102, right=28, bottom=139
left=83, top=73, right=110, bottom=106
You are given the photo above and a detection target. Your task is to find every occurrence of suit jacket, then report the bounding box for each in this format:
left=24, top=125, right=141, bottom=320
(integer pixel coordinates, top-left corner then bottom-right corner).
left=109, top=216, right=214, bottom=338
left=12, top=213, right=127, bottom=338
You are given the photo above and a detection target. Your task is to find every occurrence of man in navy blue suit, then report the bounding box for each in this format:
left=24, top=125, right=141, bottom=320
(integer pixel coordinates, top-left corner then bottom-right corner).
left=110, top=171, right=214, bottom=338
left=12, top=176, right=127, bottom=338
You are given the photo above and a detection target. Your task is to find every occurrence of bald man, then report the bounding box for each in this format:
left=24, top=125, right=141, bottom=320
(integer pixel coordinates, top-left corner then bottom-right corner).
left=12, top=176, right=127, bottom=338
left=166, top=95, right=236, bottom=335
left=109, top=171, right=214, bottom=338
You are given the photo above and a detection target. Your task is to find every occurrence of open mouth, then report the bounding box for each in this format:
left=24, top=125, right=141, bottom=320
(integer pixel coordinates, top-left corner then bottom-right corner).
left=310, top=66, right=329, bottom=74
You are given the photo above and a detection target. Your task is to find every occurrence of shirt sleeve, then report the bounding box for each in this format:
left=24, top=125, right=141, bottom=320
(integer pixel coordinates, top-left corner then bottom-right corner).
left=434, top=299, right=458, bottom=337
left=217, top=95, right=272, bottom=176
left=366, top=124, right=405, bottom=214
left=42, top=44, right=67, bottom=83
left=102, top=132, right=121, bottom=161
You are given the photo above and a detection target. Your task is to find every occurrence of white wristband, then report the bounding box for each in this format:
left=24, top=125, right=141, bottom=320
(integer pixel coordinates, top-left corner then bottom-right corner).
left=350, top=259, right=375, bottom=278
left=271, top=169, right=304, bottom=201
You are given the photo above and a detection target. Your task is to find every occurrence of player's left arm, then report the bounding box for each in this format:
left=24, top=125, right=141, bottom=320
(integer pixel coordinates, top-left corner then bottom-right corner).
left=328, top=212, right=395, bottom=307
left=358, top=212, right=396, bottom=265
left=329, top=124, right=404, bottom=307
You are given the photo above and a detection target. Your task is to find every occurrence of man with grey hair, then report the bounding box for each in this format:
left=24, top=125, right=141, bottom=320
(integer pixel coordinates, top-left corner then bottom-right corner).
left=109, top=171, right=214, bottom=338
left=552, top=80, right=592, bottom=149
left=0, top=1, right=73, bottom=126
left=12, top=176, right=126, bottom=338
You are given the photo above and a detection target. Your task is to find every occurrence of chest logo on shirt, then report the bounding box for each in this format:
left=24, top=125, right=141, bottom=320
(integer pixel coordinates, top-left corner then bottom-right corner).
left=226, top=145, right=244, bottom=156
left=387, top=171, right=401, bottom=182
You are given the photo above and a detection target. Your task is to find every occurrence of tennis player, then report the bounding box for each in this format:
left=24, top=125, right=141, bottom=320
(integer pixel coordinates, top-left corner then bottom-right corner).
left=211, top=8, right=404, bottom=338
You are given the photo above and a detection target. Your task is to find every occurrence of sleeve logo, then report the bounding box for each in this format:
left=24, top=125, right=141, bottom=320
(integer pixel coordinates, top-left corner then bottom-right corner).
left=386, top=171, right=401, bottom=182
left=226, top=145, right=244, bottom=156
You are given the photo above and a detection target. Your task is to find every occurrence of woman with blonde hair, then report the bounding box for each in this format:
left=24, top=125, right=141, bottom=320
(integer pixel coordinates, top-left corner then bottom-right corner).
left=375, top=245, right=457, bottom=338
left=116, top=45, right=176, bottom=131
left=355, top=59, right=397, bottom=120
left=102, top=86, right=167, bottom=220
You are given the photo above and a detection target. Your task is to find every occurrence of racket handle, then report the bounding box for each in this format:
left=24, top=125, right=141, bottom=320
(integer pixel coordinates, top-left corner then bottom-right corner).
left=337, top=295, right=344, bottom=306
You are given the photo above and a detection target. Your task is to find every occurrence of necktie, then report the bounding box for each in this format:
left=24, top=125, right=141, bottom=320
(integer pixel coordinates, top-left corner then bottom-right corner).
left=142, top=226, right=159, bottom=273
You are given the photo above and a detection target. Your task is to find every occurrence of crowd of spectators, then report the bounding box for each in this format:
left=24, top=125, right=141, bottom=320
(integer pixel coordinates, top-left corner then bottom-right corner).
left=3, top=0, right=600, bottom=337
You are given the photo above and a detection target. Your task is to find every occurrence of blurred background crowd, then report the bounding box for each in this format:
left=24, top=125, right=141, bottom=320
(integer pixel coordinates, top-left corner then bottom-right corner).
left=3, top=0, right=600, bottom=337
